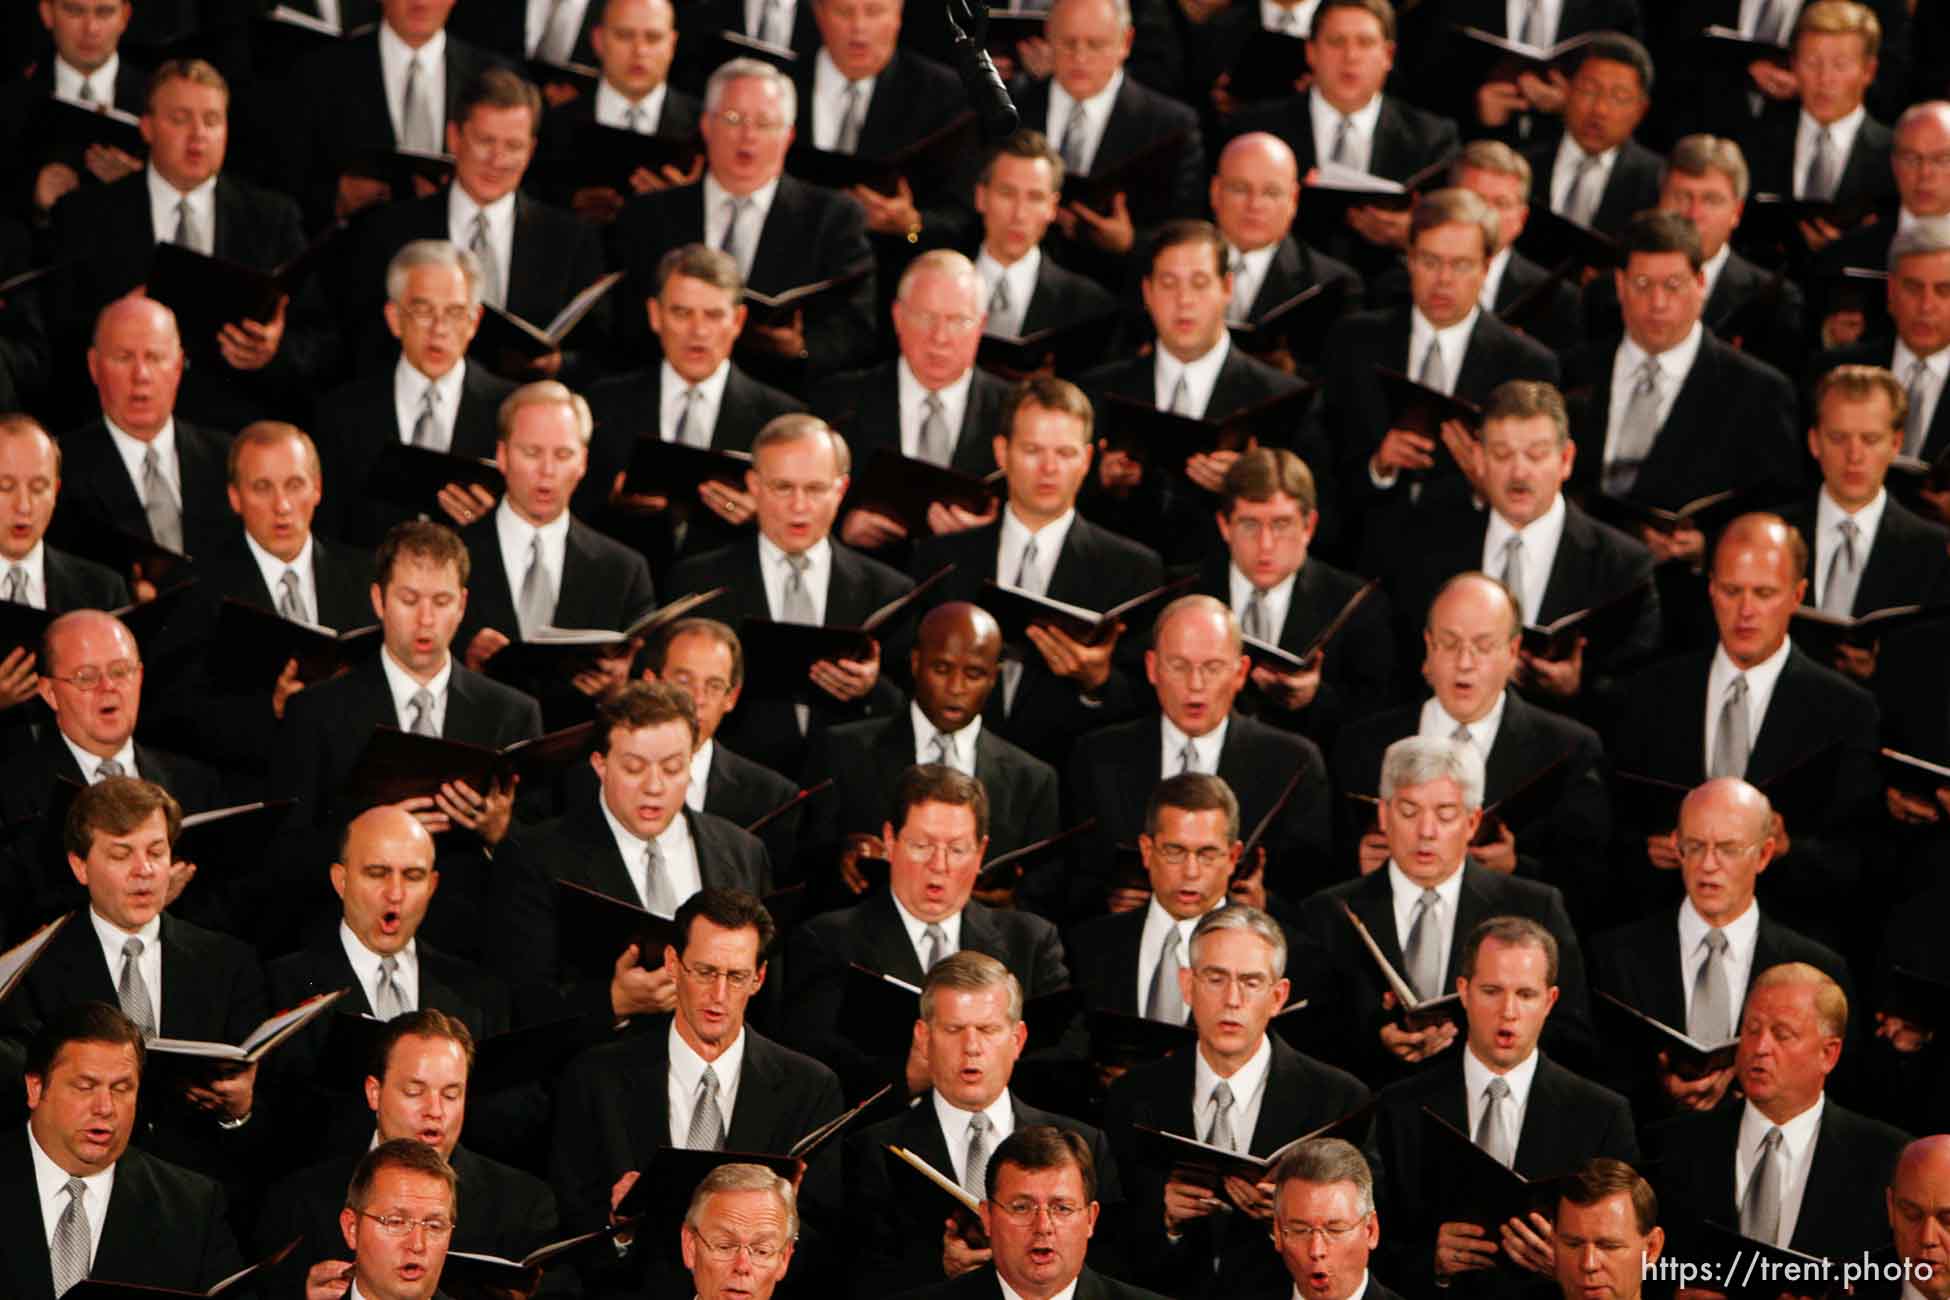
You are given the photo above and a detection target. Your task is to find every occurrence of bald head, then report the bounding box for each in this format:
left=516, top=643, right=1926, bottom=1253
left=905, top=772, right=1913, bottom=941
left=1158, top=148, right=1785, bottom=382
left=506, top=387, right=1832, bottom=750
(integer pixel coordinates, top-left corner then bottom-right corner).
left=1676, top=778, right=1775, bottom=926
left=1679, top=778, right=1774, bottom=842
left=1897, top=103, right=1950, bottom=220
left=334, top=805, right=440, bottom=957
left=1890, top=1134, right=1950, bottom=1300
left=1709, top=514, right=1808, bottom=670
left=1211, top=132, right=1301, bottom=254
left=38, top=611, right=142, bottom=757
left=87, top=296, right=185, bottom=441
left=911, top=601, right=1003, bottom=736
left=1422, top=572, right=1521, bottom=725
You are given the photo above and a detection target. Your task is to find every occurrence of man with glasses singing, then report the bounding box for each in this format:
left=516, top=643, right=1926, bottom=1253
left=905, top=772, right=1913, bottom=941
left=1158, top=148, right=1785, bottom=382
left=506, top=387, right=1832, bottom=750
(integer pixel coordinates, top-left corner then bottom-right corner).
left=681, top=1163, right=804, bottom=1300
left=337, top=1140, right=463, bottom=1300
left=1270, top=1138, right=1404, bottom=1300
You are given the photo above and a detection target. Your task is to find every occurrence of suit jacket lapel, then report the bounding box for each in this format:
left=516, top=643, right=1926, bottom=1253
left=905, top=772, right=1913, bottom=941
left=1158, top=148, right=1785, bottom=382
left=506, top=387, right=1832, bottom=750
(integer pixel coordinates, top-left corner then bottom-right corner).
left=93, top=1149, right=157, bottom=1279
left=726, top=1033, right=790, bottom=1149
left=554, top=521, right=608, bottom=627
left=1746, top=649, right=1818, bottom=780
left=1512, top=1059, right=1577, bottom=1176
left=508, top=196, right=550, bottom=322
left=1446, top=867, right=1495, bottom=986
left=0, top=1132, right=55, bottom=1298
left=573, top=802, right=644, bottom=903
left=629, top=1031, right=675, bottom=1152
left=1350, top=869, right=1406, bottom=971
left=865, top=891, right=927, bottom=983
left=1537, top=507, right=1597, bottom=625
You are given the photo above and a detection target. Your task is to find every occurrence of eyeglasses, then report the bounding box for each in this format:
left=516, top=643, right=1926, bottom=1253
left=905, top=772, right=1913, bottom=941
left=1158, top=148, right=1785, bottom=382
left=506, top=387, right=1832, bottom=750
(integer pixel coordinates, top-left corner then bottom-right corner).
left=1895, top=150, right=1950, bottom=172
left=1622, top=274, right=1697, bottom=297
left=755, top=478, right=837, bottom=502
left=901, top=308, right=981, bottom=336
left=1278, top=1215, right=1370, bottom=1243
left=1192, top=966, right=1274, bottom=996
left=671, top=674, right=735, bottom=700
left=398, top=302, right=475, bottom=330
left=360, top=1213, right=455, bottom=1238
left=1409, top=252, right=1484, bottom=279
left=677, top=957, right=759, bottom=991
left=992, top=1198, right=1088, bottom=1223
left=1569, top=83, right=1644, bottom=108
left=52, top=661, right=140, bottom=691
left=1157, top=656, right=1237, bottom=684
left=898, top=838, right=980, bottom=863
left=714, top=109, right=790, bottom=134
left=693, top=1236, right=787, bottom=1263
left=1675, top=838, right=1764, bottom=863
left=1153, top=843, right=1229, bottom=868
left=1229, top=516, right=1303, bottom=540
left=1050, top=35, right=1120, bottom=55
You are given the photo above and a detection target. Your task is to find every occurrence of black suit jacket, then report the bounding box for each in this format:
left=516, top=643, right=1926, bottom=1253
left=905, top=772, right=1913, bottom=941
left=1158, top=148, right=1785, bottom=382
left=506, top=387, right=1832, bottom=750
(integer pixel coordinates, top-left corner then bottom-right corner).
left=664, top=537, right=913, bottom=777
left=0, top=1134, right=243, bottom=1300
left=0, top=59, right=149, bottom=213
left=1493, top=248, right=1584, bottom=355
left=51, top=417, right=236, bottom=564
left=1018, top=251, right=1121, bottom=336
left=1103, top=1035, right=1373, bottom=1300
left=1740, top=111, right=1898, bottom=224
left=535, top=81, right=703, bottom=207
left=1013, top=73, right=1205, bottom=241
left=312, top=361, right=516, bottom=546
left=1585, top=248, right=1809, bottom=374
left=43, top=546, right=133, bottom=611
left=1523, top=136, right=1665, bottom=238
left=811, top=363, right=1014, bottom=479
left=793, top=48, right=972, bottom=242
left=1780, top=494, right=1950, bottom=616
left=898, top=1265, right=1173, bottom=1300
left=448, top=0, right=601, bottom=64
left=672, top=0, right=822, bottom=93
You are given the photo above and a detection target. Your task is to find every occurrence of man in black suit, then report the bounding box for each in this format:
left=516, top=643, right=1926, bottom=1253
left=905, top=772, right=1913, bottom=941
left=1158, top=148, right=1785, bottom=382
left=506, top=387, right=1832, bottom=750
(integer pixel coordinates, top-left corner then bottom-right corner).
left=3, top=1003, right=244, bottom=1300
left=1883, top=1138, right=1950, bottom=1300
left=909, top=377, right=1165, bottom=769
left=1548, top=1159, right=1668, bottom=1300
left=2, top=0, right=145, bottom=223
left=845, top=951, right=1123, bottom=1297
left=1590, top=777, right=1854, bottom=1121
left=609, top=58, right=877, bottom=382
left=818, top=251, right=1013, bottom=558
left=664, top=416, right=912, bottom=778
left=1264, top=1139, right=1406, bottom=1300
left=1069, top=595, right=1332, bottom=906
left=314, top=240, right=516, bottom=547
left=671, top=0, right=823, bottom=94
left=330, top=1141, right=461, bottom=1300
left=1105, top=906, right=1372, bottom=1300
left=1524, top=35, right=1663, bottom=239
left=255, top=1009, right=561, bottom=1299
left=54, top=296, right=234, bottom=568
left=783, top=765, right=1069, bottom=1094
left=454, top=381, right=656, bottom=724
left=1297, top=735, right=1595, bottom=1085
left=1371, top=917, right=1637, bottom=1296
left=970, top=129, right=1118, bottom=355
left=1609, top=514, right=1881, bottom=943
left=448, top=0, right=601, bottom=66
left=1644, top=962, right=1910, bottom=1262
left=801, top=602, right=1060, bottom=904
left=1409, top=0, right=1644, bottom=146
left=286, top=0, right=501, bottom=225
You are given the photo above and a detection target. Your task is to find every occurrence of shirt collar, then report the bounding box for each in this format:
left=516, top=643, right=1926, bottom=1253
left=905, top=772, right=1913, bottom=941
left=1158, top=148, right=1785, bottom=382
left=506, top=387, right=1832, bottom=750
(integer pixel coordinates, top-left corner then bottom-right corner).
left=756, top=530, right=831, bottom=576
left=977, top=242, right=1040, bottom=280
left=1708, top=633, right=1792, bottom=703
left=1702, top=241, right=1733, bottom=296
left=102, top=414, right=176, bottom=470
left=910, top=699, right=982, bottom=766
left=1424, top=683, right=1509, bottom=740
left=27, top=1121, right=116, bottom=1213
left=669, top=1011, right=747, bottom=1092
left=145, top=165, right=218, bottom=223
left=659, top=356, right=733, bottom=408
left=54, top=52, right=121, bottom=105
left=1463, top=1037, right=1542, bottom=1109
left=1387, top=856, right=1464, bottom=909
left=1677, top=895, right=1760, bottom=970
left=494, top=494, right=573, bottom=555
left=1557, top=133, right=1618, bottom=174
left=89, top=903, right=160, bottom=948
left=243, top=530, right=318, bottom=610
left=395, top=354, right=467, bottom=411
left=1739, top=1092, right=1826, bottom=1158
left=61, top=731, right=138, bottom=783
left=1621, top=317, right=1705, bottom=370
left=338, top=920, right=419, bottom=998
left=890, top=889, right=962, bottom=954
left=897, top=355, right=976, bottom=410
left=1193, top=1030, right=1272, bottom=1103
left=1229, top=559, right=1298, bottom=606
left=450, top=183, right=517, bottom=236
left=1410, top=304, right=1481, bottom=358
left=1052, top=69, right=1124, bottom=127
left=1894, top=336, right=1950, bottom=374
left=378, top=642, right=453, bottom=704
left=0, top=541, right=47, bottom=604
left=379, top=20, right=446, bottom=71
left=596, top=78, right=667, bottom=127
left=1001, top=503, right=1075, bottom=553
left=1157, top=333, right=1233, bottom=409
left=813, top=45, right=881, bottom=97
left=1817, top=483, right=1887, bottom=534
left=1484, top=491, right=1567, bottom=576
left=1309, top=85, right=1384, bottom=137
left=1799, top=102, right=1866, bottom=150
left=1162, top=711, right=1229, bottom=764
left=704, top=171, right=782, bottom=216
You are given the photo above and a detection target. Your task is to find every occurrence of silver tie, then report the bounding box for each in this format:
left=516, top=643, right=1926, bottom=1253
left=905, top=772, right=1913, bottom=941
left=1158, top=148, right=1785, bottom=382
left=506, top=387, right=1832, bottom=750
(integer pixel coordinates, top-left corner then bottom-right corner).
left=1820, top=518, right=1861, bottom=616
left=922, top=922, right=950, bottom=971
left=673, top=387, right=704, bottom=447
left=538, top=0, right=582, bottom=62
left=1499, top=535, right=1526, bottom=617
left=78, top=78, right=97, bottom=104
left=836, top=82, right=866, bottom=154
left=277, top=569, right=310, bottom=624
left=1168, top=374, right=1193, bottom=416
left=1709, top=675, right=1751, bottom=780
left=412, top=386, right=440, bottom=450
left=94, top=758, right=124, bottom=780
left=1417, top=338, right=1448, bottom=393
left=962, top=1113, right=993, bottom=1197
left=1475, top=1075, right=1515, bottom=1168
left=1603, top=359, right=1663, bottom=496
left=1228, top=253, right=1256, bottom=324
left=1754, top=0, right=1791, bottom=45
left=141, top=446, right=184, bottom=552
left=720, top=198, right=755, bottom=277
left=517, top=535, right=554, bottom=639
left=930, top=732, right=955, bottom=769
left=408, top=686, right=438, bottom=737
left=171, top=198, right=199, bottom=252
left=627, top=103, right=650, bottom=134
left=1145, top=926, right=1187, bottom=1024
left=1805, top=127, right=1839, bottom=201
left=1242, top=590, right=1270, bottom=641
left=401, top=55, right=438, bottom=152
left=1906, top=360, right=1933, bottom=456
left=1178, top=739, right=1201, bottom=775
left=118, top=937, right=157, bottom=1037
left=3, top=564, right=27, bottom=605
left=1329, top=115, right=1352, bottom=166
left=374, top=954, right=407, bottom=1019
left=1689, top=928, right=1733, bottom=1043
left=643, top=839, right=677, bottom=915
left=780, top=552, right=815, bottom=623
left=1013, top=537, right=1040, bottom=590
left=1564, top=154, right=1603, bottom=226
left=1452, top=721, right=1473, bottom=746
left=470, top=213, right=504, bottom=310
left=988, top=274, right=1011, bottom=324
left=1741, top=1127, right=1786, bottom=1244
left=687, top=1065, right=727, bottom=1150
left=1001, top=538, right=1038, bottom=711
left=1403, top=888, right=1443, bottom=1002
left=1514, top=0, right=1540, bottom=43
left=51, top=1178, right=90, bottom=1297
left=1059, top=108, right=1088, bottom=174
left=918, top=394, right=952, bottom=467
left=1203, top=1081, right=1239, bottom=1151
left=758, top=0, right=786, bottom=44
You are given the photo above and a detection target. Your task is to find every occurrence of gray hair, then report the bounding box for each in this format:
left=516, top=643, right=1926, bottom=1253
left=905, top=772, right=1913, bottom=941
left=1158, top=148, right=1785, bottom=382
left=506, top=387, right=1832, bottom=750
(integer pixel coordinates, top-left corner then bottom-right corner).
left=1188, top=904, right=1287, bottom=979
left=684, top=1162, right=800, bottom=1241
left=1271, top=1138, right=1376, bottom=1216
left=751, top=412, right=851, bottom=475
left=896, top=249, right=982, bottom=306
left=1049, top=0, right=1133, bottom=32
left=1888, top=217, right=1950, bottom=273
left=704, top=57, right=798, bottom=127
left=386, top=239, right=484, bottom=308
left=919, top=950, right=1024, bottom=1025
left=1665, top=134, right=1751, bottom=204
left=1378, top=736, right=1485, bottom=810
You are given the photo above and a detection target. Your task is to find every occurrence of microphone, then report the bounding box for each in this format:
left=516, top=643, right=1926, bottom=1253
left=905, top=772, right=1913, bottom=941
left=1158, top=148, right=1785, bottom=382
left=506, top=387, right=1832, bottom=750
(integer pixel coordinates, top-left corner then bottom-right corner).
left=944, top=0, right=1020, bottom=141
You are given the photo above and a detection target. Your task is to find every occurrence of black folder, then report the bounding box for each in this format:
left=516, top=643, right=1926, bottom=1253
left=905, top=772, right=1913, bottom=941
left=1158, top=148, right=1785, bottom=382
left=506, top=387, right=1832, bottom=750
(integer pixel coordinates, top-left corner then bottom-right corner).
left=844, top=451, right=1004, bottom=537
left=441, top=1227, right=619, bottom=1300
left=1519, top=579, right=1654, bottom=660
left=146, top=223, right=346, bottom=348
left=482, top=588, right=724, bottom=683
left=344, top=147, right=456, bottom=194
left=1062, top=131, right=1192, bottom=212
left=615, top=1147, right=805, bottom=1221
left=471, top=270, right=625, bottom=365
left=1221, top=31, right=1311, bottom=104
left=621, top=439, right=754, bottom=498
left=342, top=722, right=595, bottom=809
left=1097, top=387, right=1317, bottom=469
left=978, top=311, right=1122, bottom=378
left=1242, top=579, right=1378, bottom=674
left=569, top=120, right=704, bottom=192
left=742, top=265, right=873, bottom=327
left=36, top=98, right=146, bottom=172
left=736, top=565, right=953, bottom=695
left=977, top=572, right=1196, bottom=654
left=1595, top=990, right=1738, bottom=1078
left=787, top=112, right=979, bottom=197
left=366, top=443, right=508, bottom=509
left=209, top=598, right=381, bottom=686
left=553, top=878, right=680, bottom=982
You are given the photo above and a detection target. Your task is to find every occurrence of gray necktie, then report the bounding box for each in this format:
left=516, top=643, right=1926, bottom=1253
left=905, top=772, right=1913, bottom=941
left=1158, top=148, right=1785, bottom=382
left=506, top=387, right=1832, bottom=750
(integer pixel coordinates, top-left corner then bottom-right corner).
left=1178, top=738, right=1200, bottom=775
left=51, top=1178, right=90, bottom=1297
left=627, top=103, right=650, bottom=134
left=171, top=198, right=199, bottom=252
left=3, top=565, right=27, bottom=605
left=1145, top=926, right=1187, bottom=1024
left=1277, top=6, right=1304, bottom=35
left=517, top=535, right=555, bottom=639
left=141, top=447, right=184, bottom=553
left=1403, top=888, right=1443, bottom=1002
left=1204, top=1081, right=1239, bottom=1151
left=988, top=274, right=1011, bottom=323
left=412, top=386, right=440, bottom=449
left=963, top=1113, right=993, bottom=1197
left=118, top=937, right=156, bottom=1038
left=1475, top=1075, right=1515, bottom=1167
left=408, top=687, right=438, bottom=737
left=1228, top=252, right=1256, bottom=324
left=1741, top=1127, right=1786, bottom=1244
left=1906, top=359, right=1933, bottom=456
left=1689, top=928, right=1733, bottom=1043
left=1805, top=127, right=1839, bottom=201
left=643, top=839, right=677, bottom=915
left=930, top=732, right=955, bottom=768
left=1514, top=0, right=1540, bottom=43
left=538, top=0, right=582, bottom=62
left=673, top=387, right=704, bottom=447
left=94, top=759, right=124, bottom=780
left=688, top=1065, right=727, bottom=1150
left=1001, top=539, right=1037, bottom=712
left=78, top=78, right=97, bottom=104
left=1603, top=358, right=1663, bottom=496
left=836, top=82, right=866, bottom=154
left=278, top=569, right=309, bottom=624
left=1564, top=154, right=1603, bottom=226
left=720, top=197, right=755, bottom=276
left=1499, top=535, right=1526, bottom=616
left=1168, top=374, right=1193, bottom=415
left=1452, top=721, right=1473, bottom=746
left=918, top=393, right=951, bottom=466
left=1329, top=115, right=1353, bottom=166
left=1417, top=338, right=1448, bottom=393
left=922, top=922, right=950, bottom=971
left=1013, top=537, right=1040, bottom=590
left=1754, top=0, right=1792, bottom=45
left=374, top=954, right=407, bottom=1019
left=1242, top=589, right=1270, bottom=641
left=780, top=551, right=814, bottom=623
left=1059, top=107, right=1088, bottom=174
left=470, top=213, right=504, bottom=310
left=1820, top=518, right=1861, bottom=616
left=758, top=0, right=786, bottom=45
left=1709, top=674, right=1751, bottom=780
left=401, top=55, right=438, bottom=152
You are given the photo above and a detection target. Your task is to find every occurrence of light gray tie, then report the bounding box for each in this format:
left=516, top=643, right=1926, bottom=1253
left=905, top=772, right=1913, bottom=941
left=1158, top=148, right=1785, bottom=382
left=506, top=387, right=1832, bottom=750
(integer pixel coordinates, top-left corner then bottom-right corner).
left=988, top=274, right=1011, bottom=324
left=1689, top=928, right=1733, bottom=1043
left=3, top=564, right=27, bottom=605
left=1329, top=115, right=1353, bottom=166
left=1805, top=127, right=1839, bottom=201
left=1204, top=1081, right=1239, bottom=1151
left=1452, top=721, right=1473, bottom=746
left=1603, top=359, right=1663, bottom=496
left=94, top=759, right=124, bottom=780
left=1742, top=1127, right=1786, bottom=1244
left=627, top=103, right=650, bottom=134
left=758, top=0, right=786, bottom=45
left=538, top=0, right=582, bottom=62
left=51, top=1178, right=90, bottom=1297
left=1228, top=253, right=1256, bottom=325
left=643, top=839, right=677, bottom=915
left=688, top=1065, right=727, bottom=1150
left=1242, top=590, right=1270, bottom=641
left=1168, top=374, right=1193, bottom=416
left=1059, top=108, right=1088, bottom=174
left=141, top=446, right=184, bottom=553
left=78, top=78, right=98, bottom=104
left=1709, top=674, right=1751, bottom=780
left=517, top=535, right=555, bottom=639
left=1754, top=0, right=1792, bottom=45
left=401, top=55, right=438, bottom=152
left=1277, top=6, right=1304, bottom=34
left=1417, top=338, right=1448, bottom=393
left=374, top=954, right=407, bottom=1019
left=1499, top=536, right=1526, bottom=617
left=1564, top=154, right=1603, bottom=226
left=672, top=387, right=705, bottom=447
left=780, top=551, right=815, bottom=623
left=963, top=1113, right=993, bottom=1197
left=470, top=213, right=504, bottom=310
left=930, top=732, right=955, bottom=769
left=412, top=386, right=440, bottom=450
left=1145, top=926, right=1187, bottom=1024
left=1514, top=0, right=1540, bottom=43
left=919, top=394, right=952, bottom=466
left=408, top=686, right=438, bottom=737
left=720, top=198, right=755, bottom=277
left=1474, top=1075, right=1515, bottom=1168
left=1013, top=537, right=1040, bottom=590
left=1906, top=360, right=1933, bottom=457
left=118, top=937, right=156, bottom=1038
left=277, top=569, right=310, bottom=624
left=171, top=198, right=200, bottom=252
left=1403, top=888, right=1443, bottom=1002
left=922, top=922, right=950, bottom=971
left=1820, top=518, right=1861, bottom=616
left=1178, top=739, right=1200, bottom=775
left=836, top=82, right=866, bottom=154
left=1001, top=538, right=1038, bottom=711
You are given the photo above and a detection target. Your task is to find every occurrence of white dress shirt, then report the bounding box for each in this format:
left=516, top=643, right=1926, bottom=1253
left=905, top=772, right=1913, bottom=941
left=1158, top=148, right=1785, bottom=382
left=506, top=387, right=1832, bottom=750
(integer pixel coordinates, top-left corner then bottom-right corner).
left=378, top=23, right=448, bottom=146
left=1228, top=562, right=1296, bottom=643
left=1308, top=87, right=1383, bottom=175
left=601, top=797, right=702, bottom=912
left=1735, top=1094, right=1825, bottom=1247
left=891, top=891, right=962, bottom=970
left=1407, top=306, right=1478, bottom=399
left=30, top=1122, right=114, bottom=1261
left=1192, top=1034, right=1272, bottom=1149
left=757, top=533, right=831, bottom=624
left=1136, top=895, right=1211, bottom=1013
left=687, top=737, right=715, bottom=812
left=1703, top=638, right=1792, bottom=776
left=743, top=0, right=800, bottom=41
left=1005, top=1278, right=1078, bottom=1300
left=1893, top=338, right=1950, bottom=453
left=977, top=246, right=1039, bottom=339
left=145, top=168, right=216, bottom=255
left=102, top=416, right=182, bottom=518
left=1463, top=1043, right=1540, bottom=1162
left=1260, top=0, right=1319, bottom=35
left=1813, top=485, right=1887, bottom=609
left=493, top=498, right=572, bottom=636
left=1482, top=492, right=1567, bottom=626
left=669, top=1018, right=747, bottom=1146
left=1740, top=0, right=1803, bottom=38
left=1418, top=688, right=1508, bottom=758
left=0, top=541, right=49, bottom=610
left=1603, top=321, right=1705, bottom=476
left=1549, top=136, right=1618, bottom=217
left=1154, top=335, right=1231, bottom=417
left=392, top=356, right=468, bottom=452
left=449, top=186, right=516, bottom=308
left=62, top=734, right=138, bottom=785
left=245, top=532, right=320, bottom=627
left=595, top=79, right=669, bottom=133
left=1386, top=859, right=1465, bottom=981
left=1701, top=242, right=1733, bottom=303
left=1796, top=105, right=1866, bottom=199
left=703, top=173, right=781, bottom=270
left=1505, top=0, right=1560, bottom=44
left=526, top=0, right=592, bottom=57
left=1226, top=240, right=1279, bottom=322
left=1047, top=72, right=1123, bottom=177
left=1479, top=245, right=1513, bottom=312
left=810, top=48, right=878, bottom=152
left=53, top=52, right=120, bottom=109
left=340, top=922, right=421, bottom=1014
left=90, top=907, right=163, bottom=1029
left=997, top=505, right=1075, bottom=597
left=935, top=1087, right=1015, bottom=1185
left=658, top=357, right=732, bottom=447
left=1160, top=714, right=1228, bottom=777
left=1675, top=897, right=1759, bottom=1030
left=1301, top=1276, right=1370, bottom=1300
left=378, top=646, right=453, bottom=734
left=911, top=700, right=980, bottom=776
left=897, top=359, right=974, bottom=464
